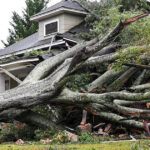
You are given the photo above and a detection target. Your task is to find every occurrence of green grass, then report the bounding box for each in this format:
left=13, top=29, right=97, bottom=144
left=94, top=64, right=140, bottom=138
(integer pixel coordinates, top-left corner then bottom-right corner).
left=0, top=140, right=150, bottom=150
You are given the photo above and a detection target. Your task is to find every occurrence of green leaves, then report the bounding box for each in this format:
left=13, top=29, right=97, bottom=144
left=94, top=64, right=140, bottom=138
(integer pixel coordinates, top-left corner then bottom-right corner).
left=65, top=74, right=92, bottom=91
left=79, top=0, right=150, bottom=43
left=25, top=49, right=51, bottom=57
left=78, top=133, right=102, bottom=144
left=113, top=47, right=150, bottom=71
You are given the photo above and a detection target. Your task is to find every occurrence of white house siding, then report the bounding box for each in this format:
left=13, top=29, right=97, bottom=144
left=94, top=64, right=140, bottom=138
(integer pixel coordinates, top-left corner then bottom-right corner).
left=0, top=74, right=5, bottom=93
left=38, top=13, right=84, bottom=41
left=63, top=13, right=84, bottom=33
left=39, top=14, right=64, bottom=41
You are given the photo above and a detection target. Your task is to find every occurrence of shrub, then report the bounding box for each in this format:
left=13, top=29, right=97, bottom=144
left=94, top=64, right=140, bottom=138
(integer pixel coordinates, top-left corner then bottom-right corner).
left=34, top=129, right=55, bottom=141
left=0, top=122, right=35, bottom=142
left=51, top=131, right=69, bottom=144
left=78, top=133, right=101, bottom=144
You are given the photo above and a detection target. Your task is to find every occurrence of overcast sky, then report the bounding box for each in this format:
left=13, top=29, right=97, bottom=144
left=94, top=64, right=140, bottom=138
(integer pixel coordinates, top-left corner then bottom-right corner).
left=0, top=0, right=62, bottom=49
left=0, top=0, right=102, bottom=49
left=0, top=0, right=150, bottom=49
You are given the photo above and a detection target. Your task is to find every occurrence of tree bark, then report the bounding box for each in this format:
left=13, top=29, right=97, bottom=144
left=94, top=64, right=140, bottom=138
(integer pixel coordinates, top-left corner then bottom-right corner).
left=0, top=15, right=149, bottom=132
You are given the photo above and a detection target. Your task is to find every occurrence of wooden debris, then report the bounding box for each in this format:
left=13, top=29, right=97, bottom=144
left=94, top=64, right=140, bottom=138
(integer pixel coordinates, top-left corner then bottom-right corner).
left=143, top=120, right=150, bottom=137
left=93, top=123, right=105, bottom=129
left=77, top=123, right=92, bottom=134
left=104, top=124, right=112, bottom=133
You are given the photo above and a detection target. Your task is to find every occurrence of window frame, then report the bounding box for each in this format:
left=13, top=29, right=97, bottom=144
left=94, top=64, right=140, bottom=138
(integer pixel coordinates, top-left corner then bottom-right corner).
left=5, top=79, right=10, bottom=91
left=44, top=19, right=59, bottom=36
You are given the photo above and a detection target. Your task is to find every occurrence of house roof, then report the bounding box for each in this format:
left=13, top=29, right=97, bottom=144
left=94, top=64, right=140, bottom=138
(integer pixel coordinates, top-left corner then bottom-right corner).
left=31, top=0, right=88, bottom=21
left=0, top=33, right=39, bottom=57
left=0, top=33, right=59, bottom=58
left=0, top=22, right=89, bottom=58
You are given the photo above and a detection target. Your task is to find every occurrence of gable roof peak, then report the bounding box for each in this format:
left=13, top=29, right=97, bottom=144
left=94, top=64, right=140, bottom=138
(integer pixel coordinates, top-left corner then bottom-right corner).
left=30, top=0, right=88, bottom=21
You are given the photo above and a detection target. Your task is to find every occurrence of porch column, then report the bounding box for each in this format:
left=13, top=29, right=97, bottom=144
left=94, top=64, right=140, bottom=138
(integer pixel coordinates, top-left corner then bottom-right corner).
left=0, top=73, right=5, bottom=93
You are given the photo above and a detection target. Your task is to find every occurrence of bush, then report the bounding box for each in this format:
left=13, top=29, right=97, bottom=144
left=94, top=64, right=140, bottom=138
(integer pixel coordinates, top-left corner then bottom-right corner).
left=34, top=129, right=55, bottom=141
left=78, top=133, right=101, bottom=144
left=51, top=131, right=69, bottom=144
left=0, top=122, right=35, bottom=142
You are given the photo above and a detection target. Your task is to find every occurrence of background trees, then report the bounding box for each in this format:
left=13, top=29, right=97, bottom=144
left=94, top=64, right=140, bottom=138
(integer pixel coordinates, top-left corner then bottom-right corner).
left=2, top=0, right=49, bottom=47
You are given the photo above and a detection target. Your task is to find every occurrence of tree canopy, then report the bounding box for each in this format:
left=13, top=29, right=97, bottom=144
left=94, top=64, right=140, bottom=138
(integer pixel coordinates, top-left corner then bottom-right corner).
left=79, top=0, right=150, bottom=44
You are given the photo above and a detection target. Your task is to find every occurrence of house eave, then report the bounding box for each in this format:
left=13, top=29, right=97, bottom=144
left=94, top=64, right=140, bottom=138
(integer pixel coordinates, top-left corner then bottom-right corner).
left=0, top=64, right=35, bottom=73
left=0, top=58, right=39, bottom=67
left=0, top=40, right=68, bottom=59
left=30, top=8, right=88, bottom=22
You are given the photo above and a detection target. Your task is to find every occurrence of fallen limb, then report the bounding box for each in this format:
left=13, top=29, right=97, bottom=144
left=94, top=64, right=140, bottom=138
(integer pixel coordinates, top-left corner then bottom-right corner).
left=133, top=69, right=148, bottom=86
left=130, top=83, right=150, bottom=91
left=106, top=67, right=138, bottom=92
left=0, top=15, right=148, bottom=132
left=86, top=67, right=128, bottom=92
left=124, top=63, right=150, bottom=70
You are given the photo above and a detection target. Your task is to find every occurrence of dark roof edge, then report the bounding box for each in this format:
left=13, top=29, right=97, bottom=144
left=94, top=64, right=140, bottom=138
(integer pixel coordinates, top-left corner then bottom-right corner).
left=74, top=1, right=89, bottom=13
left=31, top=0, right=88, bottom=20
left=31, top=7, right=88, bottom=20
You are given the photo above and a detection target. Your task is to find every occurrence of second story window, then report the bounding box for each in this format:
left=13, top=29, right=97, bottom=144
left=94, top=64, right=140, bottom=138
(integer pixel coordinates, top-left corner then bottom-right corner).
left=44, top=20, right=59, bottom=36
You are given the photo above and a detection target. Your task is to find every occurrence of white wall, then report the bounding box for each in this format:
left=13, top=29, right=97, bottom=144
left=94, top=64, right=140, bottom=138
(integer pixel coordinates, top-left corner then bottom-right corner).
left=63, top=13, right=84, bottom=33
left=38, top=13, right=84, bottom=40
left=0, top=73, right=5, bottom=93
left=39, top=15, right=63, bottom=40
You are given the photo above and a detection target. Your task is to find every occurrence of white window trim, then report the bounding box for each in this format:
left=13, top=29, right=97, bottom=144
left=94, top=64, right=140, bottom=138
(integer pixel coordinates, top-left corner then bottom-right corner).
left=44, top=19, right=59, bottom=36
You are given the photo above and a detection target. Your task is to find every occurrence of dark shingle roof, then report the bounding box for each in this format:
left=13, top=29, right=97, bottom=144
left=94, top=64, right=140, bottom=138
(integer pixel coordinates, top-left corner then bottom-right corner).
left=0, top=33, right=53, bottom=57
left=32, top=0, right=88, bottom=18
left=0, top=33, right=38, bottom=57
left=0, top=22, right=89, bottom=57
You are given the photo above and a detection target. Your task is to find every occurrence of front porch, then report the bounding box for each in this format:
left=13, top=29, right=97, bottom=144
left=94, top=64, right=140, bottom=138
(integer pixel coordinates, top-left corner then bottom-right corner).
left=0, top=57, right=39, bottom=92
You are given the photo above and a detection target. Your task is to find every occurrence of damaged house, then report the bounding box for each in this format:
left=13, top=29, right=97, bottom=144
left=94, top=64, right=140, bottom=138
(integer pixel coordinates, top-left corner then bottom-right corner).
left=0, top=0, right=88, bottom=92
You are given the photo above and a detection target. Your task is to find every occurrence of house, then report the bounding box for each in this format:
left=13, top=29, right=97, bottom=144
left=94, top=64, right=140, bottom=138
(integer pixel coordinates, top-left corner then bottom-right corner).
left=0, top=0, right=89, bottom=92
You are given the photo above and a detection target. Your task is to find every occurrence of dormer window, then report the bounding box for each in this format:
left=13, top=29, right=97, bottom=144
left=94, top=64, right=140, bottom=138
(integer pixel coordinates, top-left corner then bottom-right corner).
left=44, top=19, right=59, bottom=36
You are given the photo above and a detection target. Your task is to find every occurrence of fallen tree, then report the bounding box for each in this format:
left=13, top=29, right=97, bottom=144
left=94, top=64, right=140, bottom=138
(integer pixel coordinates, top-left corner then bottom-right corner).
left=1, top=14, right=150, bottom=133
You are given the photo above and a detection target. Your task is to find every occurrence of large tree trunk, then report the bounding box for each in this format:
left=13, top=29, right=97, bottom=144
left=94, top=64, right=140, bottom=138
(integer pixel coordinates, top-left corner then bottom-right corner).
left=0, top=14, right=150, bottom=133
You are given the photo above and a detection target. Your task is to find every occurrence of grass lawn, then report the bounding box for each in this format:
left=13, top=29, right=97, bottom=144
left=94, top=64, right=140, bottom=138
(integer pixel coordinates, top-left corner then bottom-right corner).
left=0, top=140, right=150, bottom=150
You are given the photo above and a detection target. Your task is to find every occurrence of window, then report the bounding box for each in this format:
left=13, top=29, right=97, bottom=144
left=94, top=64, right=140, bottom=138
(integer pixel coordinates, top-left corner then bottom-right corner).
left=5, top=80, right=10, bottom=90
left=45, top=21, right=58, bottom=36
